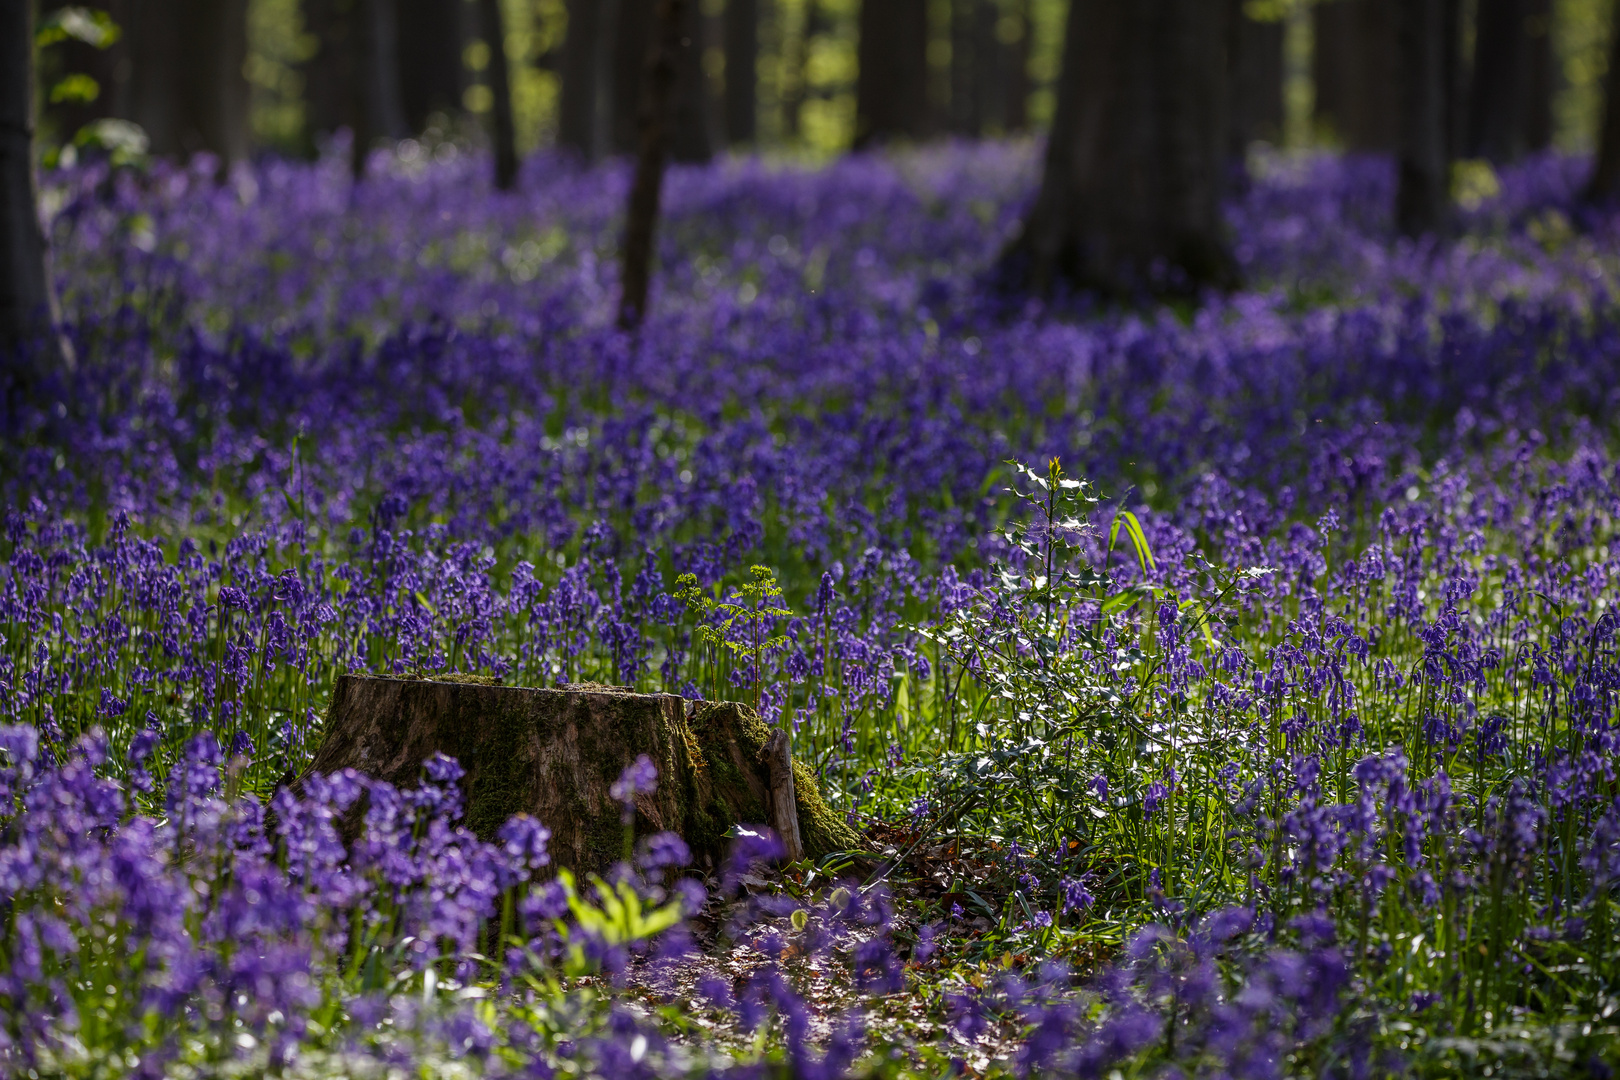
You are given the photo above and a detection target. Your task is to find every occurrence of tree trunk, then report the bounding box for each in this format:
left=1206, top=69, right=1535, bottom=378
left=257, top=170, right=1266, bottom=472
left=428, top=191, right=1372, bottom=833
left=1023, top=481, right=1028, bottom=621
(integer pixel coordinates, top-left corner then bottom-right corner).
left=612, top=0, right=650, bottom=153
left=558, top=0, right=599, bottom=155
left=1466, top=0, right=1528, bottom=161
left=356, top=0, right=409, bottom=172
left=854, top=0, right=929, bottom=147
left=948, top=0, right=981, bottom=135
left=477, top=0, right=520, bottom=188
left=670, top=0, right=713, bottom=162
left=1, top=0, right=64, bottom=359
left=997, top=0, right=1235, bottom=297
left=1521, top=0, right=1552, bottom=152
left=1312, top=0, right=1399, bottom=151
left=123, top=0, right=250, bottom=163
left=723, top=0, right=757, bottom=144
left=618, top=0, right=685, bottom=328
left=397, top=0, right=465, bottom=133
left=1228, top=1, right=1284, bottom=156
left=1398, top=0, right=1447, bottom=235
left=1442, top=0, right=1467, bottom=160
left=1003, top=0, right=1029, bottom=131
left=298, top=675, right=857, bottom=870
left=1588, top=0, right=1620, bottom=203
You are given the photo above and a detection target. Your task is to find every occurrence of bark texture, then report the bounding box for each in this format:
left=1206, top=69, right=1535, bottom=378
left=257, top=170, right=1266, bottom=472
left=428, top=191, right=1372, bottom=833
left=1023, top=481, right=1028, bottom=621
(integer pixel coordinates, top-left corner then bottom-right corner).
left=1398, top=0, right=1447, bottom=236
left=998, top=0, right=1235, bottom=297
left=1, top=0, right=62, bottom=356
left=299, top=675, right=857, bottom=870
left=854, top=0, right=930, bottom=147
left=476, top=0, right=520, bottom=189
left=1312, top=0, right=1399, bottom=151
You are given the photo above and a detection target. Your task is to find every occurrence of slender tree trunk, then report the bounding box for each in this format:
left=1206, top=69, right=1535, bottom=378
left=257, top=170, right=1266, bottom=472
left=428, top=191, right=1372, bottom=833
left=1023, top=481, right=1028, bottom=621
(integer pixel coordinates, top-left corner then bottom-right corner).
left=1, top=0, right=65, bottom=362
left=723, top=0, right=757, bottom=144
left=1467, top=0, right=1528, bottom=161
left=670, top=0, right=713, bottom=161
left=1228, top=0, right=1284, bottom=156
left=949, top=0, right=982, bottom=135
left=1587, top=0, right=1620, bottom=202
left=618, top=0, right=685, bottom=328
left=1312, top=0, right=1399, bottom=151
left=593, top=0, right=621, bottom=157
left=612, top=0, right=651, bottom=153
left=998, top=0, right=1234, bottom=297
left=1398, top=0, right=1447, bottom=235
left=1521, top=0, right=1552, bottom=152
left=477, top=0, right=520, bottom=188
left=127, top=0, right=249, bottom=163
left=1003, top=0, right=1029, bottom=131
left=397, top=0, right=465, bottom=133
left=1442, top=0, right=1467, bottom=160
left=854, top=0, right=929, bottom=147
left=559, top=0, right=599, bottom=155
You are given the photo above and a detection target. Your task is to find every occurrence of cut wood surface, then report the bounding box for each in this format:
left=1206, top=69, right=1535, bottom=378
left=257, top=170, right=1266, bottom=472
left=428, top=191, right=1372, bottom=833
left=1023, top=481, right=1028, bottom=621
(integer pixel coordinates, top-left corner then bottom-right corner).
left=298, top=674, right=859, bottom=871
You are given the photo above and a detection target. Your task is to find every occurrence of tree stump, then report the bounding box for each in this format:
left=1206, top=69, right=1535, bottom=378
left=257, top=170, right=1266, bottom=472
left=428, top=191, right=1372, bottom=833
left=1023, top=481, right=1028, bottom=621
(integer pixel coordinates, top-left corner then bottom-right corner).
left=297, top=674, right=859, bottom=872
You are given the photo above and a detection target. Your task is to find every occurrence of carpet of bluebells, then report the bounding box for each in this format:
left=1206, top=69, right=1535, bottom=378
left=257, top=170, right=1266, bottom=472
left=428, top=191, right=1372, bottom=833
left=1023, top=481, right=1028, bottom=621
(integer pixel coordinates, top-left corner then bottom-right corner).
left=3, top=139, right=1620, bottom=1076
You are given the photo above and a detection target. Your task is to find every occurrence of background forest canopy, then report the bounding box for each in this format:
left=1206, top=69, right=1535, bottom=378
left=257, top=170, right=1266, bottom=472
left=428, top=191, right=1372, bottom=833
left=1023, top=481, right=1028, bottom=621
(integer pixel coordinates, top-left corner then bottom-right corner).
left=28, top=0, right=1620, bottom=169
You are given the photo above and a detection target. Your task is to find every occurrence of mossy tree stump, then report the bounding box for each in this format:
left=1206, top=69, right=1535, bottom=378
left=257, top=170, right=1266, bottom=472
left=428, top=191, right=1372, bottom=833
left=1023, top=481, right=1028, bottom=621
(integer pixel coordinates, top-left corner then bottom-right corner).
left=298, top=674, right=859, bottom=872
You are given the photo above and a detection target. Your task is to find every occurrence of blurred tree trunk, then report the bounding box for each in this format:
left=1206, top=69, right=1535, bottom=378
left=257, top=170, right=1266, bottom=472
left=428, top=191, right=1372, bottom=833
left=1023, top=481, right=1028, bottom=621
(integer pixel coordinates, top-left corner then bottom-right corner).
left=670, top=0, right=713, bottom=161
left=1227, top=0, right=1284, bottom=157
left=1521, top=0, right=1552, bottom=152
left=1313, top=0, right=1398, bottom=151
left=1587, top=0, right=1620, bottom=202
left=558, top=0, right=599, bottom=155
left=854, top=0, right=929, bottom=147
left=1442, top=0, right=1467, bottom=159
left=723, top=0, right=757, bottom=144
left=1003, top=0, right=1029, bottom=131
left=998, top=0, right=1234, bottom=296
left=619, top=0, right=685, bottom=327
left=1, top=0, right=64, bottom=360
left=948, top=0, right=983, bottom=135
left=1397, top=0, right=1447, bottom=235
left=397, top=0, right=465, bottom=133
left=476, top=0, right=520, bottom=188
left=305, top=0, right=409, bottom=176
left=1466, top=0, right=1528, bottom=161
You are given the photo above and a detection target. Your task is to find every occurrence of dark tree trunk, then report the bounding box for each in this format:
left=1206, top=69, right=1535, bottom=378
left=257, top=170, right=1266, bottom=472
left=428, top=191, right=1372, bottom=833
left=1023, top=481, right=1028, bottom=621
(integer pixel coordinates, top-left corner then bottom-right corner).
left=1398, top=0, right=1447, bottom=235
left=670, top=0, right=713, bottom=162
left=299, top=675, right=858, bottom=869
left=558, top=0, right=599, bottom=155
left=948, top=0, right=982, bottom=135
left=1587, top=0, right=1620, bottom=202
left=477, top=0, right=520, bottom=188
left=396, top=0, right=466, bottom=133
left=854, top=0, right=929, bottom=147
left=997, top=0, right=1235, bottom=297
left=1442, top=0, right=1467, bottom=160
left=1312, top=0, right=1399, bottom=151
left=972, top=0, right=1003, bottom=134
left=124, top=0, right=250, bottom=163
left=1521, top=0, right=1552, bottom=152
left=1466, top=0, right=1528, bottom=161
left=1, top=0, right=64, bottom=359
left=305, top=0, right=408, bottom=176
left=618, top=0, right=685, bottom=328
left=723, top=0, right=757, bottom=144
left=612, top=0, right=650, bottom=153
left=1228, top=1, right=1284, bottom=156
left=1003, top=0, right=1029, bottom=131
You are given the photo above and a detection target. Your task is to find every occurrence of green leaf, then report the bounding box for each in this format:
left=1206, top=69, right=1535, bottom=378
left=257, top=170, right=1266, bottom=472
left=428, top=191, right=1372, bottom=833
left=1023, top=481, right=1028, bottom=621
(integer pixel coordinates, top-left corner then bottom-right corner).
left=37, top=6, right=121, bottom=48
left=49, top=73, right=100, bottom=104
